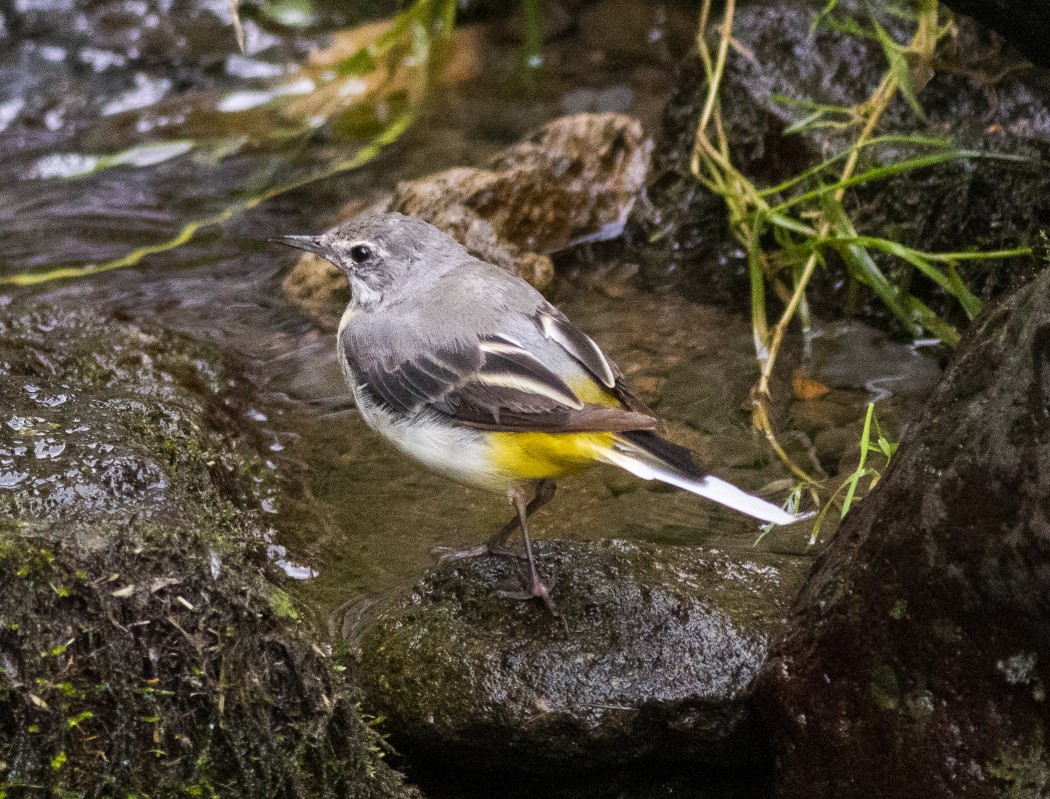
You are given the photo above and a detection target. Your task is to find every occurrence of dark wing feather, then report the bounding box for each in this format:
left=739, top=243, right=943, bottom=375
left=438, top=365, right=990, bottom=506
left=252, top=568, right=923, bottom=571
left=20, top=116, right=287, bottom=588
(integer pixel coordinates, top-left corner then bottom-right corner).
left=355, top=334, right=658, bottom=434
left=536, top=307, right=616, bottom=387
left=535, top=306, right=655, bottom=416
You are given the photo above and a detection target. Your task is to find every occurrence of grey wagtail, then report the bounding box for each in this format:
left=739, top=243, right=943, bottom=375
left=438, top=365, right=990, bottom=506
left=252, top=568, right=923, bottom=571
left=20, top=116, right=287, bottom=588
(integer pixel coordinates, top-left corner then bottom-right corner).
left=275, top=213, right=805, bottom=614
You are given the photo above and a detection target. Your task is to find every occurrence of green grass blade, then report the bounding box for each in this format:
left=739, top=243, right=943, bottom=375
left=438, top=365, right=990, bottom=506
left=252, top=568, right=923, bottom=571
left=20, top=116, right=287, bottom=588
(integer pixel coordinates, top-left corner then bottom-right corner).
left=783, top=109, right=829, bottom=135
left=841, top=402, right=875, bottom=516
left=824, top=235, right=983, bottom=318
left=758, top=134, right=954, bottom=197
left=771, top=150, right=1031, bottom=215
left=809, top=0, right=841, bottom=34
left=766, top=212, right=818, bottom=237
left=771, top=94, right=856, bottom=115
left=870, top=14, right=926, bottom=120
left=822, top=199, right=920, bottom=334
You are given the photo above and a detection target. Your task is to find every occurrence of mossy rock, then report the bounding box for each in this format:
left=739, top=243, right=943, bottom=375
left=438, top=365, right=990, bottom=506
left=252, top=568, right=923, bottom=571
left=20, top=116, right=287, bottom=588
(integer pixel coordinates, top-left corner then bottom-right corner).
left=355, top=539, right=808, bottom=778
left=0, top=306, right=413, bottom=799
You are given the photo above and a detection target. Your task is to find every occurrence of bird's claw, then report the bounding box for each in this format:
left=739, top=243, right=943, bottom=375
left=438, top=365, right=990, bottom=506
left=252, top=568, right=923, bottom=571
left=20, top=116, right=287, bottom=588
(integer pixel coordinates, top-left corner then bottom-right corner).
left=496, top=576, right=559, bottom=617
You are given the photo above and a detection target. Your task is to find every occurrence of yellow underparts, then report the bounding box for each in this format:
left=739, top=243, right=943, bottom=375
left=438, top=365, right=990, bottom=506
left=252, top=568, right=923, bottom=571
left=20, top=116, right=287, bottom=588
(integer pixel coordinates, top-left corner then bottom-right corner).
left=488, top=431, right=614, bottom=480
left=487, top=376, right=623, bottom=481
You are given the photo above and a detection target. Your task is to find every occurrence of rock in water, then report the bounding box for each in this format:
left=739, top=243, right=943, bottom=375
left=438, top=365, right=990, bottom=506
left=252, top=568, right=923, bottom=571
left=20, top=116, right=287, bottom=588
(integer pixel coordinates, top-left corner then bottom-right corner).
left=354, top=539, right=808, bottom=780
left=282, top=113, right=652, bottom=328
left=753, top=267, right=1050, bottom=797
left=0, top=307, right=414, bottom=799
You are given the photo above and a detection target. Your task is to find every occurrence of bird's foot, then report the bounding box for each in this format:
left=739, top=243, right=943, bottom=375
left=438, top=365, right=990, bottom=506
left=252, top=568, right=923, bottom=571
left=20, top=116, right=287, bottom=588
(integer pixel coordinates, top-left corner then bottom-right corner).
left=496, top=574, right=559, bottom=617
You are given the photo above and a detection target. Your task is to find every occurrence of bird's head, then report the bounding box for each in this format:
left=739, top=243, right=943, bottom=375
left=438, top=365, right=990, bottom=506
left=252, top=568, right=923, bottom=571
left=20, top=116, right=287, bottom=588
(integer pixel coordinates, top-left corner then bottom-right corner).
left=273, top=213, right=463, bottom=308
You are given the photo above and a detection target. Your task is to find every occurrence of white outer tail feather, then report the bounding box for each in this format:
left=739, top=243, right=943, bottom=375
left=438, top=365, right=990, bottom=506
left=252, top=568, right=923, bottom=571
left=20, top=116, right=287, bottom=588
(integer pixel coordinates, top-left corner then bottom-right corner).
left=599, top=445, right=805, bottom=526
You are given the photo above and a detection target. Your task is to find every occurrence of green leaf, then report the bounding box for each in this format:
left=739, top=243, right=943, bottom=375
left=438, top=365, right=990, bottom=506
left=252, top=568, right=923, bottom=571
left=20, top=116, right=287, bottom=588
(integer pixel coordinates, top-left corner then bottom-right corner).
left=758, top=134, right=954, bottom=198
left=766, top=212, right=818, bottom=237
left=771, top=149, right=1027, bottom=215
left=809, top=0, right=841, bottom=35
left=870, top=14, right=926, bottom=121
left=823, top=235, right=983, bottom=319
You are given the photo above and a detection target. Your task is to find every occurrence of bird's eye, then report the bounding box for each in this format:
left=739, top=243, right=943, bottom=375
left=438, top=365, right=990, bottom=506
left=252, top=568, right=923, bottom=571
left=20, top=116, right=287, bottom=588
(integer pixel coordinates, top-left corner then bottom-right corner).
left=349, top=243, right=373, bottom=264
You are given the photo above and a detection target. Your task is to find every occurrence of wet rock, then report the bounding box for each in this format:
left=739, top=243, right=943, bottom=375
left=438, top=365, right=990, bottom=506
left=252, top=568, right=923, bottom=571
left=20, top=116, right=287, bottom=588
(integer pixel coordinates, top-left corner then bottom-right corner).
left=354, top=539, right=809, bottom=776
left=630, top=0, right=1050, bottom=330
left=283, top=113, right=652, bottom=328
left=753, top=266, right=1050, bottom=797
left=941, top=0, right=1050, bottom=67
left=0, top=307, right=413, bottom=799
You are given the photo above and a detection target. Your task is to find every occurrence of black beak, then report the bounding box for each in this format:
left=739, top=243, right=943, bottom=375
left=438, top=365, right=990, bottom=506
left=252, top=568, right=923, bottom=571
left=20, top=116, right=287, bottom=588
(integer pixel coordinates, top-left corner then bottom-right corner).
left=269, top=235, right=327, bottom=256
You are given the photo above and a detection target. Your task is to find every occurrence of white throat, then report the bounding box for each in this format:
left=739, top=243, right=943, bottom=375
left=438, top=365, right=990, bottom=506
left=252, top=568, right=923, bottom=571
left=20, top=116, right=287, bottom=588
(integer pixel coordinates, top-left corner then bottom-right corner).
left=348, top=275, right=382, bottom=308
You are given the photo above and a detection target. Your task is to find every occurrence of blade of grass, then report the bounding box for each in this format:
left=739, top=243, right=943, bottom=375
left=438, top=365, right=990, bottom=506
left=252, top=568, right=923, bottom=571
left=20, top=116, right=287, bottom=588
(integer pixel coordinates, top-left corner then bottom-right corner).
left=841, top=402, right=875, bottom=515
left=870, top=14, right=926, bottom=120
left=822, top=196, right=922, bottom=335
left=771, top=149, right=1033, bottom=215
left=822, top=234, right=986, bottom=317
left=757, top=134, right=954, bottom=197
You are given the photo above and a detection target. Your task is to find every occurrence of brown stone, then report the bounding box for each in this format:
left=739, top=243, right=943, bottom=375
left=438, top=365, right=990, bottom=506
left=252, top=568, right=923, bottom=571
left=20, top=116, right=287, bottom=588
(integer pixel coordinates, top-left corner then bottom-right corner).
left=282, top=112, right=652, bottom=329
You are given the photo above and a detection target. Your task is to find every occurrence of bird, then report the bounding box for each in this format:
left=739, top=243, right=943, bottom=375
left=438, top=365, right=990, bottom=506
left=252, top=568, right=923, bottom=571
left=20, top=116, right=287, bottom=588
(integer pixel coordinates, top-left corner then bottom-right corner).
left=275, top=213, right=804, bottom=614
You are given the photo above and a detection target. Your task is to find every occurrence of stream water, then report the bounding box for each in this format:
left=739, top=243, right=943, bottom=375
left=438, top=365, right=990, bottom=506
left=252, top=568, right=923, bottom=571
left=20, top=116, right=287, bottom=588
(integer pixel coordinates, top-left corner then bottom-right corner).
left=1, top=0, right=942, bottom=785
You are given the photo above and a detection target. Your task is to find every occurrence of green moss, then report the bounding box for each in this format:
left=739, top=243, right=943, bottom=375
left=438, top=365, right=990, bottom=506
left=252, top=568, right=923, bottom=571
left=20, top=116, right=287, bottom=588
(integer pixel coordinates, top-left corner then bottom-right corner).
left=988, top=731, right=1050, bottom=799
left=0, top=308, right=412, bottom=799
left=266, top=586, right=301, bottom=620
left=870, top=663, right=902, bottom=711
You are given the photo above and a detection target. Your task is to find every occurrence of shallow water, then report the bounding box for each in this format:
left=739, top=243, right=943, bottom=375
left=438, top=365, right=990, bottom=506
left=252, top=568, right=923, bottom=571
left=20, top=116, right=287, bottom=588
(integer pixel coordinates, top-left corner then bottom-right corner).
left=0, top=0, right=940, bottom=633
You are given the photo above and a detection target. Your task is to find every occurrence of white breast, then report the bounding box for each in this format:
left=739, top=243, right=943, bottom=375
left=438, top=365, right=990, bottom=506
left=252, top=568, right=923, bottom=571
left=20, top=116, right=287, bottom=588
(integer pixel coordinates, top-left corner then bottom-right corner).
left=349, top=380, right=511, bottom=492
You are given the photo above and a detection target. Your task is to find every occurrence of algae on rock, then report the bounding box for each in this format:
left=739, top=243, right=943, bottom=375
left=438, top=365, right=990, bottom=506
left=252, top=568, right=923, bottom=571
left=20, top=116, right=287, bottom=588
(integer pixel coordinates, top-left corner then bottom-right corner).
left=0, top=307, right=414, bottom=799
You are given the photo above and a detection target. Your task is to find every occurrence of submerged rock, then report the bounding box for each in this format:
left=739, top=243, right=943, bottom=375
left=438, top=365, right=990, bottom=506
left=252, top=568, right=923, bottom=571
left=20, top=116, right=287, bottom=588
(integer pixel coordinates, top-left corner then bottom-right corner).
left=283, top=112, right=652, bottom=328
left=753, top=266, right=1050, bottom=797
left=354, top=539, right=808, bottom=778
left=630, top=0, right=1050, bottom=329
left=0, top=307, right=413, bottom=799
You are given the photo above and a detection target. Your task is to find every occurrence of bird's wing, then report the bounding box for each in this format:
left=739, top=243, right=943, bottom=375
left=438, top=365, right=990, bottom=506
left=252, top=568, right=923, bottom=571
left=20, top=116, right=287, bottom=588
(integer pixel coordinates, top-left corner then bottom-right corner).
left=351, top=331, right=658, bottom=434
left=532, top=304, right=655, bottom=416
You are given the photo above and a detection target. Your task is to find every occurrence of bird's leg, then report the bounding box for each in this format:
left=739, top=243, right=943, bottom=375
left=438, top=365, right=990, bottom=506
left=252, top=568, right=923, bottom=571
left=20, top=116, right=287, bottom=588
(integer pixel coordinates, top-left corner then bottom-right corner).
left=434, top=480, right=557, bottom=563
left=496, top=486, right=559, bottom=617
left=486, top=479, right=556, bottom=556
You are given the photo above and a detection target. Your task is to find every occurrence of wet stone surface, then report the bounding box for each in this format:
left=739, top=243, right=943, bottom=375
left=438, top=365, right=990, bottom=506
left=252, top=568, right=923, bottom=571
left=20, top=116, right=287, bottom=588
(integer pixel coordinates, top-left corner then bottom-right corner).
left=353, top=538, right=809, bottom=775
left=754, top=267, right=1050, bottom=797
left=0, top=306, right=413, bottom=799
left=941, top=0, right=1050, bottom=67
left=0, top=307, right=262, bottom=532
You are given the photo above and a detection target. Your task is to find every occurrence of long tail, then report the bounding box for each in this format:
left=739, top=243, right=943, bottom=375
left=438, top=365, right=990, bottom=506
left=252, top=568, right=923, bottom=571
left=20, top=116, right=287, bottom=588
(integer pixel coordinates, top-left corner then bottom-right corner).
left=597, top=431, right=805, bottom=526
